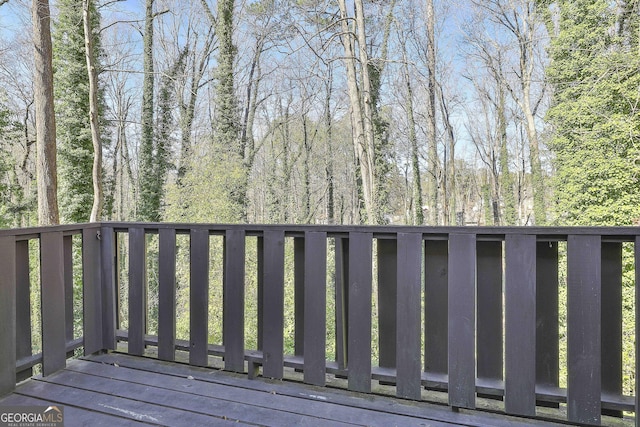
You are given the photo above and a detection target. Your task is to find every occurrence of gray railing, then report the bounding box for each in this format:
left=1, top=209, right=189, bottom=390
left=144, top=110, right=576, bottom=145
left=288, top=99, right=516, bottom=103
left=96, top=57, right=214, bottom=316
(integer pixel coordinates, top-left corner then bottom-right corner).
left=1, top=223, right=639, bottom=425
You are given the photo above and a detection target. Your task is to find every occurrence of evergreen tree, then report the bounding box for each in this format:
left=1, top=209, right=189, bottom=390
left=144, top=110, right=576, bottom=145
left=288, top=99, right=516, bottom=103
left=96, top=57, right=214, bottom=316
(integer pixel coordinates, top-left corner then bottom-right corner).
left=213, top=0, right=247, bottom=221
left=545, top=0, right=640, bottom=225
left=138, top=0, right=160, bottom=222
left=53, top=0, right=104, bottom=223
left=0, top=103, right=14, bottom=227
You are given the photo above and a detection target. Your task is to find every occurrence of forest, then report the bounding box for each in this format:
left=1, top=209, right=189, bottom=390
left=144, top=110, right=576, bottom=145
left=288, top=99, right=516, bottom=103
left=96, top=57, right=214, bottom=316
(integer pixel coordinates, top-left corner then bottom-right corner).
left=0, top=0, right=637, bottom=228
left=1, top=0, right=640, bottom=404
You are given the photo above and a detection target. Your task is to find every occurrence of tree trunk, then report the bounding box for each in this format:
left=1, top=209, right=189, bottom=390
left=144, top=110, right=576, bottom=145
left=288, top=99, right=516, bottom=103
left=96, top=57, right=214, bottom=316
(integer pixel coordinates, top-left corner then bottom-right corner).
left=523, top=93, right=546, bottom=224
left=402, top=48, right=423, bottom=225
left=337, top=0, right=376, bottom=224
left=497, top=83, right=517, bottom=225
left=439, top=83, right=455, bottom=225
left=425, top=0, right=439, bottom=225
left=138, top=0, right=156, bottom=221
left=83, top=0, right=103, bottom=222
left=324, top=68, right=335, bottom=224
left=32, top=0, right=59, bottom=225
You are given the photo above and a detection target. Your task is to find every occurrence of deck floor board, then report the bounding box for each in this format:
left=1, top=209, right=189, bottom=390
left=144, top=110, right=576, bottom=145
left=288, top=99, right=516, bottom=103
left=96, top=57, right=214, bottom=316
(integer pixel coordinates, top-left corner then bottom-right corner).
left=0, top=352, right=564, bottom=427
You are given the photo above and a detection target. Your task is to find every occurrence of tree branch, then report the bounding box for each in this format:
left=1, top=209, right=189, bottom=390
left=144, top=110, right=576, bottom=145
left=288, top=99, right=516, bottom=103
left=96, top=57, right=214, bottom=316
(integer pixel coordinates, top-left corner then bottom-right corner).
left=100, top=19, right=144, bottom=33
left=199, top=0, right=217, bottom=27
left=0, top=0, right=9, bottom=7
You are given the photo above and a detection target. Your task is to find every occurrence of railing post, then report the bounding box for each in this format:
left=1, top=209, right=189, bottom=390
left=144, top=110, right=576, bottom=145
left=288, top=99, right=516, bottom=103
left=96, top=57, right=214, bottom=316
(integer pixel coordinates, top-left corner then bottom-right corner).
left=257, top=236, right=263, bottom=351
left=294, top=237, right=305, bottom=358
left=40, top=231, right=67, bottom=376
left=448, top=233, right=476, bottom=409
left=158, top=228, right=177, bottom=362
left=303, top=232, right=327, bottom=386
left=425, top=239, right=448, bottom=379
left=635, top=236, right=640, bottom=427
left=536, top=241, right=559, bottom=401
left=567, top=235, right=601, bottom=425
left=128, top=227, right=146, bottom=356
left=396, top=232, right=422, bottom=400
left=223, top=229, right=245, bottom=373
left=335, top=237, right=349, bottom=370
left=100, top=226, right=117, bottom=350
left=190, top=228, right=209, bottom=367
left=82, top=227, right=103, bottom=355
left=601, top=241, right=622, bottom=418
left=377, top=238, right=397, bottom=371
left=63, top=235, right=73, bottom=357
left=476, top=240, right=503, bottom=388
left=0, top=236, right=16, bottom=396
left=262, top=230, right=285, bottom=379
left=504, top=234, right=536, bottom=416
left=347, top=232, right=372, bottom=393
left=15, top=240, right=32, bottom=381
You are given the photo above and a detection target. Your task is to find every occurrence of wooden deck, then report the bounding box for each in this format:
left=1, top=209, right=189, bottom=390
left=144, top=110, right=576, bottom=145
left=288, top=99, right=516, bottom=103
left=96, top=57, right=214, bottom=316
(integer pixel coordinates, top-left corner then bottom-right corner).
left=0, top=353, right=565, bottom=427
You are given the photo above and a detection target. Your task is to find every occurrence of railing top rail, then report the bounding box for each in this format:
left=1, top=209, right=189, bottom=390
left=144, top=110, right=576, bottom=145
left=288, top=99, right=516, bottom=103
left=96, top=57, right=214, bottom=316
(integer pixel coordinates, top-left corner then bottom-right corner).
left=2, top=222, right=639, bottom=244
left=0, top=223, right=101, bottom=239
left=99, top=221, right=640, bottom=241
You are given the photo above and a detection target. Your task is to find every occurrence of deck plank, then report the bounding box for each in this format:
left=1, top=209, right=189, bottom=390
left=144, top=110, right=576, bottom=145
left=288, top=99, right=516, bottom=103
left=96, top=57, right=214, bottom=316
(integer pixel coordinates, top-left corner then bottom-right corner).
left=0, top=393, right=149, bottom=426
left=9, top=378, right=247, bottom=426
left=61, top=360, right=453, bottom=427
left=85, top=353, right=558, bottom=427
left=1, top=351, right=569, bottom=427
left=37, top=368, right=354, bottom=427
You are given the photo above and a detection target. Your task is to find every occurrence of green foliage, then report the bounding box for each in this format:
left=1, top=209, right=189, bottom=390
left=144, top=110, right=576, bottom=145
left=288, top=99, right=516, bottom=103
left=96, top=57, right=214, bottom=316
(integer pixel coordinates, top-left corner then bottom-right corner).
left=545, top=0, right=640, bottom=399
left=215, top=0, right=240, bottom=154
left=0, top=99, right=33, bottom=227
left=53, top=0, right=106, bottom=223
left=165, top=145, right=246, bottom=223
left=0, top=105, right=12, bottom=227
left=138, top=0, right=158, bottom=222
left=546, top=0, right=640, bottom=225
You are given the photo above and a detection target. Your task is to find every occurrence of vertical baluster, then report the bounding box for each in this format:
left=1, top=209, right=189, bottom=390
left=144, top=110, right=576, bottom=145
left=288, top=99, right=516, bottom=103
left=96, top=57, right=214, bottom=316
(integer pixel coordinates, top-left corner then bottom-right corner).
left=448, top=233, right=476, bottom=409
left=224, top=229, right=245, bottom=372
left=425, top=239, right=448, bottom=379
left=40, top=231, right=66, bottom=376
left=476, top=240, right=503, bottom=388
left=158, top=228, right=177, bottom=361
left=257, top=236, right=263, bottom=351
left=635, top=236, right=640, bottom=427
left=378, top=238, right=397, bottom=371
left=262, top=230, right=285, bottom=379
left=536, top=241, right=559, bottom=403
left=396, top=232, right=422, bottom=400
left=15, top=240, right=32, bottom=381
left=504, top=234, right=536, bottom=416
left=335, top=237, right=349, bottom=370
left=567, top=235, right=601, bottom=425
left=347, top=232, right=373, bottom=393
left=128, top=227, right=146, bottom=356
left=294, top=237, right=305, bottom=358
left=0, top=236, right=16, bottom=395
left=190, top=228, right=209, bottom=367
left=63, top=235, right=73, bottom=356
left=82, top=228, right=103, bottom=355
left=100, top=227, right=117, bottom=350
left=601, top=241, right=622, bottom=418
left=303, top=232, right=327, bottom=386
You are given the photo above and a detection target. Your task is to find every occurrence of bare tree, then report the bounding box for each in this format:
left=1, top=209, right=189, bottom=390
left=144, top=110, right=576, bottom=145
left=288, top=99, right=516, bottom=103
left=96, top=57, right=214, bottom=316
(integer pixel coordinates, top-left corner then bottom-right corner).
left=468, top=0, right=548, bottom=224
left=32, top=0, right=59, bottom=225
left=337, top=0, right=377, bottom=223
left=425, top=0, right=439, bottom=225
left=83, top=0, right=103, bottom=222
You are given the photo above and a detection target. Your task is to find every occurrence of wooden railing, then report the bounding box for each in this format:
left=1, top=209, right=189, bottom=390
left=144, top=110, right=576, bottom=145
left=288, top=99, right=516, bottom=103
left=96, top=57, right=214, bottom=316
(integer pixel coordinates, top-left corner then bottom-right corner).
left=1, top=223, right=640, bottom=425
